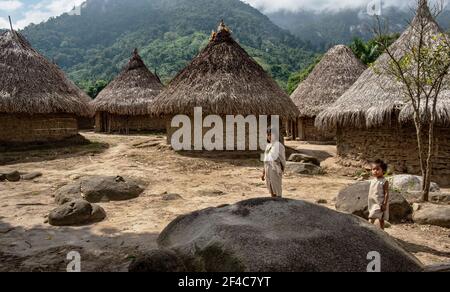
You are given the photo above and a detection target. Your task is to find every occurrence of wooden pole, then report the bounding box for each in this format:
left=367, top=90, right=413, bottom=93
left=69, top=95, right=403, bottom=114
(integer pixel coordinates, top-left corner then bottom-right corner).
left=8, top=16, right=13, bottom=32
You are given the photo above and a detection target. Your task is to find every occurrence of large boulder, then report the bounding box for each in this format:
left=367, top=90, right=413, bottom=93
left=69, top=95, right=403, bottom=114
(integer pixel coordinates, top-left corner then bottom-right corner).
left=149, top=198, right=423, bottom=272
left=129, top=249, right=187, bottom=272
left=286, top=162, right=323, bottom=175
left=48, top=200, right=106, bottom=226
left=388, top=175, right=440, bottom=193
left=403, top=192, right=450, bottom=205
left=55, top=176, right=144, bottom=204
left=412, top=204, right=450, bottom=228
left=335, top=181, right=412, bottom=223
left=288, top=153, right=320, bottom=166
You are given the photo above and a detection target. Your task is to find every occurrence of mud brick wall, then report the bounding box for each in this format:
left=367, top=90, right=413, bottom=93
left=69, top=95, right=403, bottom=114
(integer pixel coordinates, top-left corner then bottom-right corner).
left=0, top=113, right=79, bottom=144
left=166, top=115, right=286, bottom=151
left=95, top=113, right=166, bottom=133
left=299, top=117, right=335, bottom=142
left=337, top=126, right=450, bottom=186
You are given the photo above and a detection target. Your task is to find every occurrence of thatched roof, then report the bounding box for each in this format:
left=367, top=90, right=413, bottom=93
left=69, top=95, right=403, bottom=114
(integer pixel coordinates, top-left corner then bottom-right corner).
left=150, top=21, right=299, bottom=119
left=92, top=49, right=164, bottom=115
left=316, top=0, right=450, bottom=129
left=0, top=30, right=92, bottom=117
left=291, top=45, right=366, bottom=118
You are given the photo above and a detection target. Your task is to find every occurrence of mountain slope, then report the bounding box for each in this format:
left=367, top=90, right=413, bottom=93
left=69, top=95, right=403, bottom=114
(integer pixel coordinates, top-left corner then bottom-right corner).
left=21, top=0, right=316, bottom=91
left=268, top=7, right=450, bottom=51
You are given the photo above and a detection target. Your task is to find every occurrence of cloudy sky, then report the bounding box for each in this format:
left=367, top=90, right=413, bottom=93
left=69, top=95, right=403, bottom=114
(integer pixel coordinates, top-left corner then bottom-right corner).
left=0, top=0, right=444, bottom=29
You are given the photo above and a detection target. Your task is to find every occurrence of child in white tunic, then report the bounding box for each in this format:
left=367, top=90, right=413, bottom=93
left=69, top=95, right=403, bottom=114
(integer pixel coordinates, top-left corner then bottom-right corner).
left=368, top=160, right=390, bottom=230
left=262, top=128, right=286, bottom=198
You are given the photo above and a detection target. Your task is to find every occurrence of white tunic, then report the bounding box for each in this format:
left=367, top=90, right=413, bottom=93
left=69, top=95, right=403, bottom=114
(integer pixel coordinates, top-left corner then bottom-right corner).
left=368, top=177, right=389, bottom=220
left=264, top=141, right=286, bottom=197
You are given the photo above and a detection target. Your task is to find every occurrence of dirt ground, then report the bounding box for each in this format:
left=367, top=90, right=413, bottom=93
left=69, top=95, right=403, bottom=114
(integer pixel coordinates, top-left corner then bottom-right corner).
left=0, top=132, right=449, bottom=272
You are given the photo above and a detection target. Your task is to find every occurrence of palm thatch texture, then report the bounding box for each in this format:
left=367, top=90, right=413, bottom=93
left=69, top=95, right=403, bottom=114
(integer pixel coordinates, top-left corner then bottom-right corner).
left=0, top=30, right=92, bottom=117
left=291, top=45, right=366, bottom=118
left=316, top=0, right=450, bottom=130
left=92, top=49, right=164, bottom=116
left=150, top=21, right=299, bottom=119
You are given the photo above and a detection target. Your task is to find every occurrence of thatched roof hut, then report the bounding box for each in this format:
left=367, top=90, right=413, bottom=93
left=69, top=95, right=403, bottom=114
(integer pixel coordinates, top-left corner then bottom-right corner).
left=0, top=30, right=92, bottom=117
left=291, top=45, right=366, bottom=118
left=314, top=0, right=450, bottom=186
left=316, top=0, right=450, bottom=130
left=288, top=45, right=365, bottom=141
left=92, top=49, right=163, bottom=116
left=92, top=49, right=165, bottom=134
left=150, top=21, right=299, bottom=119
left=0, top=30, right=92, bottom=145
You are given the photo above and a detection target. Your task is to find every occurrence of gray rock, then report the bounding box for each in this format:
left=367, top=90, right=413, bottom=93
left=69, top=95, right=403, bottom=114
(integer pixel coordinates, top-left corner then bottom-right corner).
left=129, top=249, right=187, bottom=272
left=388, top=175, right=440, bottom=193
left=48, top=200, right=106, bottom=226
left=162, top=193, right=183, bottom=201
left=413, top=204, right=450, bottom=228
left=288, top=153, right=320, bottom=166
left=155, top=198, right=423, bottom=272
left=90, top=204, right=107, bottom=222
left=403, top=192, right=450, bottom=205
left=286, top=162, right=323, bottom=175
left=5, top=171, right=20, bottom=182
left=199, top=190, right=226, bottom=197
left=424, top=263, right=450, bottom=272
left=81, top=176, right=143, bottom=203
left=21, top=172, right=43, bottom=181
left=336, top=181, right=412, bottom=223
left=55, top=183, right=82, bottom=205
left=54, top=176, right=144, bottom=204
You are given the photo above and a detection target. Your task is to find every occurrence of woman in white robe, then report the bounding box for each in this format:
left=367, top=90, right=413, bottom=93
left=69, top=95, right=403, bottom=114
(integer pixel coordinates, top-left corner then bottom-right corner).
left=262, top=128, right=286, bottom=197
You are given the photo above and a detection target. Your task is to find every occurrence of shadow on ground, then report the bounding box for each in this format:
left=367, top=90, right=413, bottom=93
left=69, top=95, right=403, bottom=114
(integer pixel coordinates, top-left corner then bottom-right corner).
left=0, top=137, right=109, bottom=166
left=0, top=219, right=158, bottom=272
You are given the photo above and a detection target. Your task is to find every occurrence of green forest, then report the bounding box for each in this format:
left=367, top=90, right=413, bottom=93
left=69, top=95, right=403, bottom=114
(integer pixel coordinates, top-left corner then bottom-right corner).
left=21, top=0, right=317, bottom=96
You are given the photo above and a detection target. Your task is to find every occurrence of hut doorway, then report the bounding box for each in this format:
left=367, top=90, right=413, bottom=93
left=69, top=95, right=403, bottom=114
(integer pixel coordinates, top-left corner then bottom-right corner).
left=101, top=112, right=110, bottom=133
left=297, top=119, right=305, bottom=141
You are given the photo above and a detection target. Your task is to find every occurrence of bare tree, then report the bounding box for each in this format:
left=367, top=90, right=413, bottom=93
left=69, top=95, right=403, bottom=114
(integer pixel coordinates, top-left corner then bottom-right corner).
left=373, top=0, right=450, bottom=201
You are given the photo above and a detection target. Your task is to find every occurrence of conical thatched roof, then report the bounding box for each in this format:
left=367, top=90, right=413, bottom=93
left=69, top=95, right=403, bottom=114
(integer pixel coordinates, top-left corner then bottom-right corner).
left=291, top=45, right=366, bottom=118
left=0, top=30, right=92, bottom=117
left=92, top=49, right=164, bottom=115
left=150, top=21, right=299, bottom=119
left=316, top=0, right=450, bottom=129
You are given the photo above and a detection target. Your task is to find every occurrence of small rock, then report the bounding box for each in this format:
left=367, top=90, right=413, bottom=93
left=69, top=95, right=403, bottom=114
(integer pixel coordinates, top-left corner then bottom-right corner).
left=21, top=172, right=43, bottom=181
left=48, top=200, right=106, bottom=226
left=413, top=203, right=450, bottom=228
left=286, top=162, right=323, bottom=176
left=288, top=154, right=320, bottom=166
left=90, top=204, right=107, bottom=222
left=162, top=193, right=183, bottom=201
left=199, top=190, right=226, bottom=197
left=5, top=171, right=20, bottom=182
left=316, top=199, right=328, bottom=205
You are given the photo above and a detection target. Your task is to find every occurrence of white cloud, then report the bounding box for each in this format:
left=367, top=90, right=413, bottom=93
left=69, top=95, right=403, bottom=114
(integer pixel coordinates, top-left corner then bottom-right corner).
left=0, top=16, right=10, bottom=28
left=243, top=0, right=441, bottom=13
left=6, top=0, right=85, bottom=29
left=0, top=0, right=23, bottom=12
